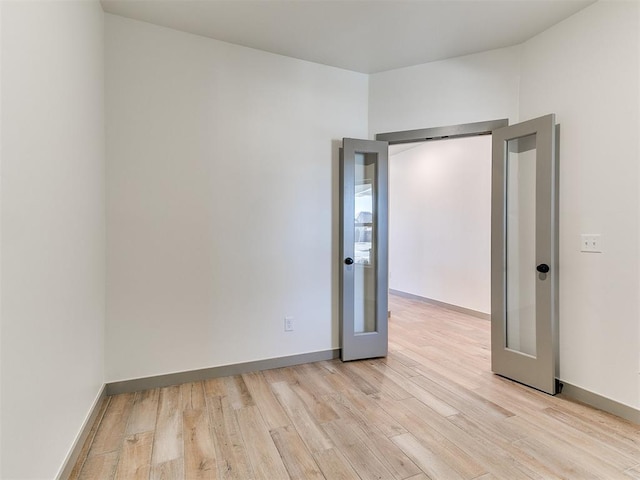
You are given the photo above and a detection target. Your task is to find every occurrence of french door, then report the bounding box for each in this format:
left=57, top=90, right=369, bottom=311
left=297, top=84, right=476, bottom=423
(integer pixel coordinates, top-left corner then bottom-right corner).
left=491, top=114, right=559, bottom=394
left=339, top=138, right=389, bottom=361
left=339, top=116, right=559, bottom=395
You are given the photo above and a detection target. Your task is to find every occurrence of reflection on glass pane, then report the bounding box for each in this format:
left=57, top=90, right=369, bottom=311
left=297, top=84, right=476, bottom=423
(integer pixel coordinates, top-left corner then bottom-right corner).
left=355, top=183, right=373, bottom=264
left=354, top=153, right=377, bottom=334
left=506, top=134, right=537, bottom=357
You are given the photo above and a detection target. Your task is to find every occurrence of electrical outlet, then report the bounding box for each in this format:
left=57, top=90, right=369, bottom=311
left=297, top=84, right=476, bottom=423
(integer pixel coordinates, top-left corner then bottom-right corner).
left=284, top=316, right=294, bottom=332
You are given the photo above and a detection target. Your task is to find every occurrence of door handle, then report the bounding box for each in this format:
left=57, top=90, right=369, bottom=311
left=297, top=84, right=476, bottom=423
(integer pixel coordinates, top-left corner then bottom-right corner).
left=536, top=263, right=550, bottom=273
left=344, top=257, right=354, bottom=265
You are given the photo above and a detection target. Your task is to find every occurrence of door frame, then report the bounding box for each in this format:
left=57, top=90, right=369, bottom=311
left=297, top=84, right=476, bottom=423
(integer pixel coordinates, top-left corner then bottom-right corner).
left=376, top=119, right=508, bottom=145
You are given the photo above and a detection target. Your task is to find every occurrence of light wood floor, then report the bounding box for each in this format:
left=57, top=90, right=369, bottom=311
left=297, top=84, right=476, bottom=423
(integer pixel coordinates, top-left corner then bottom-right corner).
left=71, top=294, right=640, bottom=479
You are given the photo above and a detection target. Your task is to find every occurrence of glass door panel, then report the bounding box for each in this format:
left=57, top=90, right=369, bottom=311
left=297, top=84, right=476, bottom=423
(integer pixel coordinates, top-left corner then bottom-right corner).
left=506, top=134, right=537, bottom=357
left=354, top=153, right=377, bottom=334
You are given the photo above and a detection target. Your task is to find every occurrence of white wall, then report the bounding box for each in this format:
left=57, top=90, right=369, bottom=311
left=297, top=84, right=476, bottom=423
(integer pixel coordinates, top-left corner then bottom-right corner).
left=369, top=45, right=521, bottom=136
left=0, top=1, right=105, bottom=479
left=105, top=15, right=368, bottom=382
left=389, top=137, right=491, bottom=314
left=519, top=0, right=640, bottom=408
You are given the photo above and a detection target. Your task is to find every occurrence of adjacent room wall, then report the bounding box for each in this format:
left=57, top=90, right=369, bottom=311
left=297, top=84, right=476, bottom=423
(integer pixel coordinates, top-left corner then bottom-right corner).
left=518, top=0, right=640, bottom=409
left=105, top=15, right=368, bottom=382
left=389, top=136, right=492, bottom=314
left=0, top=1, right=105, bottom=479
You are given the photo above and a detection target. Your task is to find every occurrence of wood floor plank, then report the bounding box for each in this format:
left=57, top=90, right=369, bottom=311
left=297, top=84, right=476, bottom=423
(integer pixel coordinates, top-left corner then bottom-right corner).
left=313, top=447, right=361, bottom=480
left=332, top=415, right=421, bottom=479
left=386, top=350, right=420, bottom=369
left=447, top=413, right=560, bottom=480
left=236, top=405, right=289, bottom=479
left=151, top=458, right=183, bottom=480
left=381, top=397, right=487, bottom=479
left=404, top=474, right=430, bottom=480
left=290, top=378, right=340, bottom=423
left=207, top=394, right=254, bottom=480
left=184, top=408, right=217, bottom=479
left=369, top=360, right=459, bottom=417
left=511, top=436, right=606, bottom=480
left=507, top=415, right=635, bottom=479
left=77, top=451, right=119, bottom=480
left=224, top=375, right=255, bottom=410
left=535, top=407, right=639, bottom=470
left=550, top=397, right=640, bottom=449
left=410, top=371, right=514, bottom=423
left=392, top=432, right=468, bottom=480
left=114, top=431, right=154, bottom=480
left=261, top=365, right=299, bottom=385
left=378, top=354, right=420, bottom=378
left=542, top=406, right=640, bottom=458
left=333, top=361, right=379, bottom=395
left=270, top=425, right=325, bottom=480
left=151, top=386, right=183, bottom=480
left=89, top=393, right=135, bottom=456
left=326, top=390, right=407, bottom=439
left=126, top=389, right=160, bottom=435
left=625, top=465, right=640, bottom=479
left=181, top=381, right=206, bottom=411
left=291, top=362, right=337, bottom=397
left=203, top=377, right=227, bottom=398
left=241, top=371, right=290, bottom=430
left=322, top=419, right=397, bottom=480
left=270, top=380, right=333, bottom=454
left=323, top=368, right=407, bottom=438
left=347, top=360, right=413, bottom=401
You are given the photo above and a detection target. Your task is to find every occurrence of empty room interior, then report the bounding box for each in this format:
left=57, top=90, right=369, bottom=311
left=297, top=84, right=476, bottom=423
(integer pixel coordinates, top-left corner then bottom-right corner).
left=1, top=1, right=640, bottom=479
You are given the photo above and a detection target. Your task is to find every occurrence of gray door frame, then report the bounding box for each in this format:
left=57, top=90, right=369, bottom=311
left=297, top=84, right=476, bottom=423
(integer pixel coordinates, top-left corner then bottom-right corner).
left=376, top=119, right=508, bottom=144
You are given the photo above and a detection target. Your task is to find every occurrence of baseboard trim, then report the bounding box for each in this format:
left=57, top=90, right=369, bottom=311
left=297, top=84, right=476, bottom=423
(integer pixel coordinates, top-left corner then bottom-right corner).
left=389, top=289, right=490, bottom=320
left=559, top=380, right=640, bottom=424
left=57, top=384, right=108, bottom=480
left=106, top=349, right=341, bottom=395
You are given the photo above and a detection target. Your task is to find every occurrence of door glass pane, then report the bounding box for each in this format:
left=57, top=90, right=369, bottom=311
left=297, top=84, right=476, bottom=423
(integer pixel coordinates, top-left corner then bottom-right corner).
left=506, top=134, right=537, bottom=356
left=354, top=152, right=377, bottom=334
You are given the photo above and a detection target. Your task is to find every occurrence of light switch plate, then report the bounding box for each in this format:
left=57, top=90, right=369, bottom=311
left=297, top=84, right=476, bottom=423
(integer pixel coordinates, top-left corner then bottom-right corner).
left=284, top=316, right=294, bottom=332
left=580, top=234, right=602, bottom=253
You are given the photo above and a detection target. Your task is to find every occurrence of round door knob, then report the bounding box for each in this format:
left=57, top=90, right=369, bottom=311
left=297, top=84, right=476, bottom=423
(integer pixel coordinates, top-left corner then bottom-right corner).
left=536, top=263, right=550, bottom=273
left=344, top=257, right=354, bottom=265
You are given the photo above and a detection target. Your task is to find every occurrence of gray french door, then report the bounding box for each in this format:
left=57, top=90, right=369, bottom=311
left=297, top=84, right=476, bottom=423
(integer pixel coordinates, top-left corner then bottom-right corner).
left=491, top=114, right=558, bottom=394
left=340, top=138, right=389, bottom=361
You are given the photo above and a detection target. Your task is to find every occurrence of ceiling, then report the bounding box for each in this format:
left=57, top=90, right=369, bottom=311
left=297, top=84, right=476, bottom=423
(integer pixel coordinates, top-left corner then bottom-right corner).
left=101, top=0, right=595, bottom=74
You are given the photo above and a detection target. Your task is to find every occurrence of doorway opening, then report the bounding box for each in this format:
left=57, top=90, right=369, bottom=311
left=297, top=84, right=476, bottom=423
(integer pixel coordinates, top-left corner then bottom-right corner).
left=376, top=119, right=506, bottom=327
left=387, top=135, right=492, bottom=322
